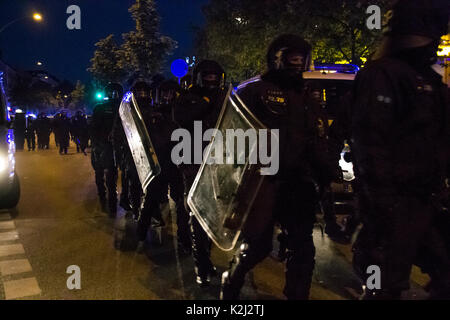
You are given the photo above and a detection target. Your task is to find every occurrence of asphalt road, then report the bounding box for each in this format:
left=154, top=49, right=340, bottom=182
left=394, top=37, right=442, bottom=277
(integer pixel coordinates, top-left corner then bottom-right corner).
left=0, top=135, right=431, bottom=300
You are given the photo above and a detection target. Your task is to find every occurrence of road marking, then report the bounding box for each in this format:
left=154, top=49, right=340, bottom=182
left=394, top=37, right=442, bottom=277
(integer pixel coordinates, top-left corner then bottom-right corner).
left=0, top=244, right=25, bottom=257
left=3, top=277, right=41, bottom=300
left=0, top=259, right=32, bottom=276
left=0, top=221, right=15, bottom=230
left=0, top=213, right=43, bottom=300
left=0, top=231, right=19, bottom=242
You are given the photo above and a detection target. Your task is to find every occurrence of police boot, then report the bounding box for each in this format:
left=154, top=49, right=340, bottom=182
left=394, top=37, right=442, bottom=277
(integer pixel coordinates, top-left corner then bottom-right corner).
left=220, top=244, right=256, bottom=300
left=220, top=270, right=240, bottom=300
left=284, top=242, right=315, bottom=300
left=191, top=216, right=216, bottom=287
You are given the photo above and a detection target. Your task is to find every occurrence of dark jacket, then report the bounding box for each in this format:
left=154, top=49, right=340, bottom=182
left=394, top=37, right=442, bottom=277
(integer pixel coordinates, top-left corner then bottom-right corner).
left=351, top=57, right=450, bottom=196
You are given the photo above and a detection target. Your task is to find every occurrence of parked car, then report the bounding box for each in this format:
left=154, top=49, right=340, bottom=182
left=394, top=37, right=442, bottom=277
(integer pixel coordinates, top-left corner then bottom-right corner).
left=0, top=84, right=20, bottom=209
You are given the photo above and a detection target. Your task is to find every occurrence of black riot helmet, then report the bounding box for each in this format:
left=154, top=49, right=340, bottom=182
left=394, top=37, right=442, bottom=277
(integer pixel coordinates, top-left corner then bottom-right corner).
left=104, top=83, right=124, bottom=100
left=156, top=80, right=181, bottom=107
left=193, top=60, right=226, bottom=90
left=131, top=81, right=151, bottom=99
left=383, top=0, right=449, bottom=41
left=267, top=34, right=312, bottom=77
left=373, top=0, right=449, bottom=64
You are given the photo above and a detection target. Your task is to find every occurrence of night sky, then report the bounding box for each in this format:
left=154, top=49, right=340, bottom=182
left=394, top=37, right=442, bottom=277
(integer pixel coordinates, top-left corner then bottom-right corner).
left=0, top=0, right=209, bottom=84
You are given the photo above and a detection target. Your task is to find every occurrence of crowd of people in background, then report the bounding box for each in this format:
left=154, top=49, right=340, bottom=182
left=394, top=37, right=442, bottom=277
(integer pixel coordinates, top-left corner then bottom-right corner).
left=11, top=109, right=91, bottom=155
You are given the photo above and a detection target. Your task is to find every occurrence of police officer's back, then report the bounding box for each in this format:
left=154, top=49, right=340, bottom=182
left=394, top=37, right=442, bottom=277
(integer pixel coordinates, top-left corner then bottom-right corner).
left=351, top=0, right=450, bottom=299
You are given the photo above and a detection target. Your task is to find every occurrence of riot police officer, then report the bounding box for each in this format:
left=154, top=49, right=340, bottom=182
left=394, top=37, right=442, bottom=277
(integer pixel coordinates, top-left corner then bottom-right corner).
left=71, top=110, right=89, bottom=155
left=91, top=83, right=122, bottom=217
left=220, top=34, right=340, bottom=300
left=52, top=112, right=61, bottom=148
left=135, top=81, right=180, bottom=251
left=125, top=81, right=153, bottom=221
left=25, top=115, right=36, bottom=151
left=13, top=111, right=26, bottom=150
left=110, top=85, right=132, bottom=213
left=173, top=60, right=227, bottom=286
left=57, top=111, right=71, bottom=154
left=157, top=80, right=192, bottom=252
left=351, top=0, right=450, bottom=299
left=35, top=112, right=51, bottom=150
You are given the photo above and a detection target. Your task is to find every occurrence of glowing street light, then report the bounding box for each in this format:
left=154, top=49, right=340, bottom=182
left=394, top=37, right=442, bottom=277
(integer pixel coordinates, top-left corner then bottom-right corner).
left=37, top=61, right=43, bottom=66
left=0, top=12, right=44, bottom=34
left=33, top=13, right=43, bottom=22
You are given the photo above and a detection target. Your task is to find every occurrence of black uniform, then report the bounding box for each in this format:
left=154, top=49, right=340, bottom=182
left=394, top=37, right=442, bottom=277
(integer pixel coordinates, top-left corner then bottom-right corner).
left=25, top=117, right=36, bottom=151
left=35, top=113, right=51, bottom=149
left=111, top=111, right=132, bottom=212
left=13, top=113, right=26, bottom=150
left=56, top=113, right=71, bottom=154
left=173, top=62, right=226, bottom=286
left=91, top=99, right=119, bottom=216
left=122, top=82, right=153, bottom=220
left=136, top=108, right=178, bottom=242
left=71, top=111, right=89, bottom=155
left=351, top=0, right=450, bottom=299
left=221, top=35, right=340, bottom=300
left=153, top=80, right=192, bottom=250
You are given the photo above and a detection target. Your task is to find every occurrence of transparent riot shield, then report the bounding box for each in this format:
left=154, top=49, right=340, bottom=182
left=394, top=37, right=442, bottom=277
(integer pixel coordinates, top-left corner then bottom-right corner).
left=119, top=92, right=161, bottom=192
left=188, top=87, right=272, bottom=251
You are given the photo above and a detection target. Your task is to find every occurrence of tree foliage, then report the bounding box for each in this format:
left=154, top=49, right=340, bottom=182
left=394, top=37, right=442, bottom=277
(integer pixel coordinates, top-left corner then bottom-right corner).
left=196, top=0, right=391, bottom=82
left=69, top=81, right=86, bottom=110
left=88, top=0, right=177, bottom=84
left=87, top=35, right=126, bottom=86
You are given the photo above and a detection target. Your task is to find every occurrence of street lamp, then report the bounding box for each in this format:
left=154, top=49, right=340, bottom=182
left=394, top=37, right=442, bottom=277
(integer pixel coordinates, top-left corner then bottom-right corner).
left=37, top=61, right=43, bottom=66
left=33, top=13, right=43, bottom=22
left=0, top=12, right=43, bottom=34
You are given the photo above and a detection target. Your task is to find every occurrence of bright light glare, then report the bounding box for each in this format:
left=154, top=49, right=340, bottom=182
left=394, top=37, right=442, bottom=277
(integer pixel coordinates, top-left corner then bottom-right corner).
left=0, top=155, right=7, bottom=173
left=339, top=153, right=355, bottom=182
left=33, top=13, right=43, bottom=21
